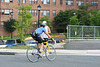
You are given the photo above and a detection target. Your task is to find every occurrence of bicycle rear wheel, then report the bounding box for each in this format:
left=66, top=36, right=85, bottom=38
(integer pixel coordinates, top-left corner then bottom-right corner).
left=26, top=46, right=39, bottom=63
left=46, top=45, right=56, bottom=61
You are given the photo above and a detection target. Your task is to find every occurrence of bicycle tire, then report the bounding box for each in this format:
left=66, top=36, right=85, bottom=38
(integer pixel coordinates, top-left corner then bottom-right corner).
left=46, top=45, right=56, bottom=61
left=26, top=46, right=39, bottom=63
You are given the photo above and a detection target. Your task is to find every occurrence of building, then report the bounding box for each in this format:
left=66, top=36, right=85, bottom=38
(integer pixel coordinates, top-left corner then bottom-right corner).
left=0, top=0, right=100, bottom=36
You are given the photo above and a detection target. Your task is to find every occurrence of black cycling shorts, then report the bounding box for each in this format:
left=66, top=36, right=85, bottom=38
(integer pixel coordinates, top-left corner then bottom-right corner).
left=36, top=37, right=43, bottom=43
left=43, top=38, right=48, bottom=42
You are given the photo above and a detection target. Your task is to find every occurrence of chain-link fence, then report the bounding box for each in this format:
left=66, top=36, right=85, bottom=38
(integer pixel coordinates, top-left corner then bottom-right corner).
left=67, top=25, right=100, bottom=39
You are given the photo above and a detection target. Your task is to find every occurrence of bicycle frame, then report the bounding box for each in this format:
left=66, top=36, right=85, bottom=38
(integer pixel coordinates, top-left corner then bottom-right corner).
left=44, top=42, right=52, bottom=53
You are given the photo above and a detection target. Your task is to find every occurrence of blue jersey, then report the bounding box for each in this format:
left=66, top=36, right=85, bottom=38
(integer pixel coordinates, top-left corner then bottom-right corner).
left=35, top=27, right=46, bottom=37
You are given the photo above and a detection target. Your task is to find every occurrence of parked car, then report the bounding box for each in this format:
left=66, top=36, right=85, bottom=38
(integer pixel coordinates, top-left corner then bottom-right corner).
left=0, top=39, right=7, bottom=47
left=27, top=41, right=38, bottom=46
left=5, top=39, right=26, bottom=47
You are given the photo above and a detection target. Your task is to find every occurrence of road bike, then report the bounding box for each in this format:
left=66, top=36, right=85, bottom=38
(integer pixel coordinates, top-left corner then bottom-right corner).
left=26, top=39, right=56, bottom=63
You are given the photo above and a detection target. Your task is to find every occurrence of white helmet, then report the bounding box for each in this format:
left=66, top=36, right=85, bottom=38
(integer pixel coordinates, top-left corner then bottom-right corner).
left=43, top=21, right=47, bottom=24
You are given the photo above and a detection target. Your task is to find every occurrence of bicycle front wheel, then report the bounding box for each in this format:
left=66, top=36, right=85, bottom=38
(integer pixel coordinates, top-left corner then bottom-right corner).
left=26, top=46, right=39, bottom=63
left=46, top=45, right=56, bottom=61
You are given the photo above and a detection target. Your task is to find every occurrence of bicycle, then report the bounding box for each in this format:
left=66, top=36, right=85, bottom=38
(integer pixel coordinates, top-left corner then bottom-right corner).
left=26, top=39, right=56, bottom=63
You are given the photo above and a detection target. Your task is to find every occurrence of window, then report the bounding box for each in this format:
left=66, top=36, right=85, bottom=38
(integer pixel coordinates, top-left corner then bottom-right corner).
left=30, top=10, right=37, bottom=16
left=47, top=11, right=49, bottom=16
left=41, top=0, right=43, bottom=4
left=35, top=0, right=37, bottom=4
left=5, top=0, right=9, bottom=2
left=35, top=10, right=37, bottom=15
left=1, top=22, right=4, bottom=28
left=2, top=0, right=4, bottom=2
left=18, top=10, right=22, bottom=14
left=47, top=0, right=49, bottom=4
left=86, top=1, right=88, bottom=5
left=10, top=0, right=13, bottom=2
left=76, top=1, right=83, bottom=6
left=44, top=11, right=46, bottom=15
left=40, top=10, right=50, bottom=16
left=2, top=0, right=13, bottom=2
left=2, top=9, right=13, bottom=15
left=66, top=0, right=73, bottom=5
left=41, top=0, right=50, bottom=4
left=91, top=1, right=98, bottom=6
left=32, top=10, right=35, bottom=15
left=18, top=0, right=25, bottom=3
left=23, top=0, right=25, bottom=3
left=2, top=10, right=4, bottom=15
left=10, top=9, right=13, bottom=15
left=30, top=0, right=37, bottom=4
left=53, top=0, right=56, bottom=5
left=60, top=0, right=62, bottom=5
left=53, top=10, right=56, bottom=16
left=16, top=39, right=21, bottom=43
left=41, top=11, right=43, bottom=15
left=5, top=10, right=9, bottom=15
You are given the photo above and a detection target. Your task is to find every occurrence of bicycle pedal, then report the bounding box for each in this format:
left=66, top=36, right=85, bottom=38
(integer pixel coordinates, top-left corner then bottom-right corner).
left=37, top=53, right=42, bottom=58
left=31, top=53, right=34, bottom=55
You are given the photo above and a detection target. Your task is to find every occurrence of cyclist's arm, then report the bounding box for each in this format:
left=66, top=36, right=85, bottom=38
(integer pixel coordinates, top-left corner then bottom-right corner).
left=40, top=35, right=44, bottom=40
left=48, top=27, right=51, bottom=34
left=44, top=32, right=51, bottom=38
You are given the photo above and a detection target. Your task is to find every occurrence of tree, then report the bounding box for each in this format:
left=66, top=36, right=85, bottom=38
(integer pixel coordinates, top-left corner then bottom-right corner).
left=77, top=5, right=91, bottom=25
left=13, top=5, right=33, bottom=40
left=90, top=10, right=100, bottom=26
left=40, top=16, right=53, bottom=29
left=54, top=9, right=77, bottom=32
left=4, top=18, right=16, bottom=39
left=69, top=15, right=80, bottom=25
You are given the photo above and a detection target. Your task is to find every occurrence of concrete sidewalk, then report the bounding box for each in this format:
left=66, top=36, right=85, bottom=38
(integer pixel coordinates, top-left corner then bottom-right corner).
left=0, top=49, right=100, bottom=56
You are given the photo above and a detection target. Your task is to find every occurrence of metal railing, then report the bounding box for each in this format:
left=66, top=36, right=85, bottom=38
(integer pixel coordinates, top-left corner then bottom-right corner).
left=67, top=25, right=100, bottom=39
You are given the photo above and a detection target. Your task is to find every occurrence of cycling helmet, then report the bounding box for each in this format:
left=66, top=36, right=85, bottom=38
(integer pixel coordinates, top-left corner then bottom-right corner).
left=43, top=21, right=47, bottom=24
left=40, top=23, right=45, bottom=27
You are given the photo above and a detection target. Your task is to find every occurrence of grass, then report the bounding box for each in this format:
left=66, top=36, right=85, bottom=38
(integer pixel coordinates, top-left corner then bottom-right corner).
left=5, top=46, right=29, bottom=49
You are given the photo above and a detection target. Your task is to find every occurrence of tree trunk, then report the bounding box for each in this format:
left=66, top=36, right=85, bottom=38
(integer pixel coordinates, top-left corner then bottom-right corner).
left=11, top=32, right=12, bottom=39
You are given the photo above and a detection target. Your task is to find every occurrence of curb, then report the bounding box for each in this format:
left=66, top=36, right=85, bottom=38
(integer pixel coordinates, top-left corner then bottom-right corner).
left=0, top=49, right=100, bottom=56
left=0, top=52, right=16, bottom=55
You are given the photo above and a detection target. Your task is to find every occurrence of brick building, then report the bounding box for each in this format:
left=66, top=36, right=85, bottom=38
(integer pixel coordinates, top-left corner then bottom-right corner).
left=0, top=0, right=100, bottom=36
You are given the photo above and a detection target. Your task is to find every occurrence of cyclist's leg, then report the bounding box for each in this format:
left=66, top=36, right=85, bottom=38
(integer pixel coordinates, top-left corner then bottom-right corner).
left=36, top=37, right=44, bottom=53
left=43, top=38, right=48, bottom=51
left=38, top=43, right=44, bottom=52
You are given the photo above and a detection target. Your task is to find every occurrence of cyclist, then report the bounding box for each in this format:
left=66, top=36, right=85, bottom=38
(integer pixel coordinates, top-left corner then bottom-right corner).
left=31, top=23, right=53, bottom=55
left=41, top=21, right=51, bottom=42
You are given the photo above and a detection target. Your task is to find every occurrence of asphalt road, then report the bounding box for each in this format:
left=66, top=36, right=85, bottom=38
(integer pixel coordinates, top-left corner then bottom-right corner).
left=65, top=40, right=100, bottom=50
left=0, top=55, right=100, bottom=67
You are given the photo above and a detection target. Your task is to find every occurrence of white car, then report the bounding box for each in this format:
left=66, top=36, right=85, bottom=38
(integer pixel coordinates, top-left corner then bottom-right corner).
left=27, top=41, right=38, bottom=46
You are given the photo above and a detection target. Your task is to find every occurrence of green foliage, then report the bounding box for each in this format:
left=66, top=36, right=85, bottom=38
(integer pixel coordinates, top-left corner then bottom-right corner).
left=54, top=9, right=77, bottom=32
left=4, top=18, right=16, bottom=38
left=4, top=18, right=16, bottom=33
left=13, top=5, right=33, bottom=40
left=77, top=5, right=91, bottom=25
left=40, top=16, right=53, bottom=29
left=90, top=10, right=100, bottom=26
left=69, top=15, right=80, bottom=25
left=54, top=4, right=100, bottom=28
